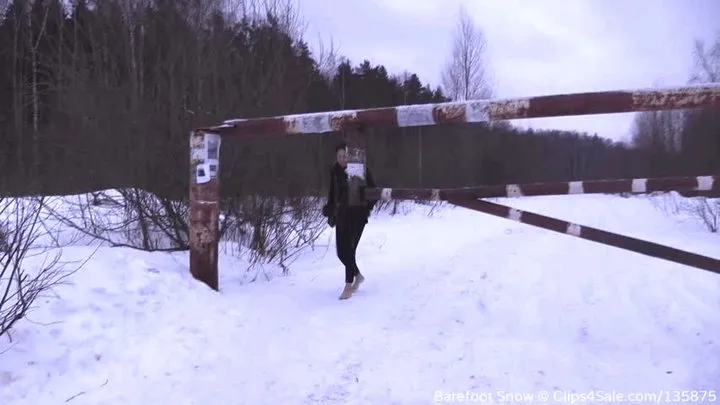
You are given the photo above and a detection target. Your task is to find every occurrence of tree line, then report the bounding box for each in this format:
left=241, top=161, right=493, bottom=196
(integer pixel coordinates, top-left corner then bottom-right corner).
left=0, top=0, right=717, bottom=265
left=630, top=36, right=720, bottom=182
left=4, top=0, right=713, bottom=198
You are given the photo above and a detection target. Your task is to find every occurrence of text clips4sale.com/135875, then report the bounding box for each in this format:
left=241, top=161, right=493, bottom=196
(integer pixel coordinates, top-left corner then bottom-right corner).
left=433, top=389, right=718, bottom=403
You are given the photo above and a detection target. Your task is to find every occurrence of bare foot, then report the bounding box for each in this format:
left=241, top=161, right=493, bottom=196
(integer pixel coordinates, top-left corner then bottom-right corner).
left=351, top=273, right=365, bottom=292
left=339, top=283, right=353, bottom=300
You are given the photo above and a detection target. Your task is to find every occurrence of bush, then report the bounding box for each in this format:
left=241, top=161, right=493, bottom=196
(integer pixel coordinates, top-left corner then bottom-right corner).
left=682, top=197, right=720, bottom=232
left=650, top=192, right=720, bottom=233
left=1, top=197, right=75, bottom=340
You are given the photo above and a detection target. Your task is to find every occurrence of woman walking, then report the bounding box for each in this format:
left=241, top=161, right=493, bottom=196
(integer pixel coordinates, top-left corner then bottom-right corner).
left=322, top=143, right=377, bottom=300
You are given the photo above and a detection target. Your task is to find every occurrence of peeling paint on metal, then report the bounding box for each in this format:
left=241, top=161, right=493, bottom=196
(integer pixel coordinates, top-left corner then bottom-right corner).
left=488, top=98, right=531, bottom=120
left=199, top=83, right=720, bottom=137
left=189, top=128, right=221, bottom=291
left=284, top=112, right=332, bottom=134
left=632, top=85, right=720, bottom=110
left=434, top=102, right=466, bottom=123
left=328, top=110, right=358, bottom=131
left=464, top=100, right=491, bottom=122
left=396, top=104, right=436, bottom=127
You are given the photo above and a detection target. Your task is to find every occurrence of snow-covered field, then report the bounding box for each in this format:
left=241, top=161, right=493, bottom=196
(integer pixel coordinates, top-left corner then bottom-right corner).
left=2, top=193, right=720, bottom=404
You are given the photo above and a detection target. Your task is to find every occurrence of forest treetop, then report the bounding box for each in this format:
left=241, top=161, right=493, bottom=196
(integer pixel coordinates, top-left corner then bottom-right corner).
left=0, top=0, right=718, bottom=198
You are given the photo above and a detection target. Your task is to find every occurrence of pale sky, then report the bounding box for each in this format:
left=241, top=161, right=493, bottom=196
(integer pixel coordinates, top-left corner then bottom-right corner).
left=296, top=0, right=719, bottom=142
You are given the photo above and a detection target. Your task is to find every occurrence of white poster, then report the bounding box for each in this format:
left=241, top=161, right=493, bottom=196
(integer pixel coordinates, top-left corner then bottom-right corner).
left=345, top=147, right=365, bottom=180
left=196, top=133, right=221, bottom=184
left=345, top=147, right=366, bottom=206
left=204, top=133, right=221, bottom=168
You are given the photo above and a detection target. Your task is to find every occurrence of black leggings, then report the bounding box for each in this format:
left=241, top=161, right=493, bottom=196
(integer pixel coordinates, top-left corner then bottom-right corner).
left=335, top=209, right=367, bottom=283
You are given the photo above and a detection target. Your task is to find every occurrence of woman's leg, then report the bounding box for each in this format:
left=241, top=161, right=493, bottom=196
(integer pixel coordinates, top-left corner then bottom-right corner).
left=349, top=213, right=367, bottom=290
left=336, top=217, right=356, bottom=301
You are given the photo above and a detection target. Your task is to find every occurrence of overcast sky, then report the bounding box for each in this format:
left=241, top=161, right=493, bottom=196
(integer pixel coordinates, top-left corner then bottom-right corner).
left=296, top=0, right=719, bottom=142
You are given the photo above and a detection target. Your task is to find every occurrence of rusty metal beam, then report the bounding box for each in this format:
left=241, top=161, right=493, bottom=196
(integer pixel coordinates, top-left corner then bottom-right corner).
left=366, top=175, right=718, bottom=201
left=448, top=198, right=720, bottom=275
left=196, top=83, right=720, bottom=137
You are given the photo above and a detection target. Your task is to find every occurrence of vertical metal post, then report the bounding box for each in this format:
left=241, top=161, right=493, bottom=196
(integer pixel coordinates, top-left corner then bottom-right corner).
left=188, top=130, right=221, bottom=290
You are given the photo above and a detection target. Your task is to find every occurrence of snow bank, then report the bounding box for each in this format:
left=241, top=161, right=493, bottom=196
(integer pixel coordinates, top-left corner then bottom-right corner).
left=2, top=193, right=719, bottom=404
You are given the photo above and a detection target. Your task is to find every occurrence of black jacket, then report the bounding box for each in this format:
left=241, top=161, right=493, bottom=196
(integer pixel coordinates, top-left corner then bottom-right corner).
left=322, top=162, right=377, bottom=222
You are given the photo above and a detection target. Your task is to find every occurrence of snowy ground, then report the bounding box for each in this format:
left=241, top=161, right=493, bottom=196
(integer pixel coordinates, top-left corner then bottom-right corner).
left=2, top=194, right=720, bottom=404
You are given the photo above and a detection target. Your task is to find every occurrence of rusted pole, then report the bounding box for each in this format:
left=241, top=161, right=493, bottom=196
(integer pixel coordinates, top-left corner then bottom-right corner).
left=365, top=175, right=718, bottom=201
left=188, top=130, right=221, bottom=290
left=448, top=198, right=720, bottom=275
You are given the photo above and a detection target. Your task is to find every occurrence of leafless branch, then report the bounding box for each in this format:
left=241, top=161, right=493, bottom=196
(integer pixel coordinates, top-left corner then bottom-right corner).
left=441, top=6, right=493, bottom=101
left=0, top=196, right=83, bottom=340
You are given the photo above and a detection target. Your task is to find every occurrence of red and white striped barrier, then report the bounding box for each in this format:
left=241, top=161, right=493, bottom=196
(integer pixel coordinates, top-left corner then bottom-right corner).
left=448, top=198, right=720, bottom=275
left=189, top=83, right=720, bottom=289
left=197, top=84, right=720, bottom=137
left=366, top=175, right=718, bottom=201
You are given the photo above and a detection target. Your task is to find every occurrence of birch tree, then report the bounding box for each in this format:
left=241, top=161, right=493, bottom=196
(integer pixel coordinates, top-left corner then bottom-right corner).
left=441, top=6, right=493, bottom=101
left=690, top=36, right=720, bottom=83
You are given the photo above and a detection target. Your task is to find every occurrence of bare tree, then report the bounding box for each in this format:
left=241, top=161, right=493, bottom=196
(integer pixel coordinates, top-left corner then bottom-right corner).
left=683, top=197, right=720, bottom=232
left=238, top=0, right=306, bottom=41
left=33, top=0, right=329, bottom=277
left=631, top=79, right=684, bottom=153
left=440, top=6, right=493, bottom=101
left=315, top=35, right=340, bottom=82
left=0, top=197, right=77, bottom=340
left=668, top=32, right=720, bottom=226
left=631, top=110, right=683, bottom=153
left=690, top=35, right=720, bottom=83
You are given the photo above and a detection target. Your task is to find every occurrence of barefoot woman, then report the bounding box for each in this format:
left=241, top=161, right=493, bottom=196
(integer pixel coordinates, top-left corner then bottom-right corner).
left=322, top=143, right=377, bottom=300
